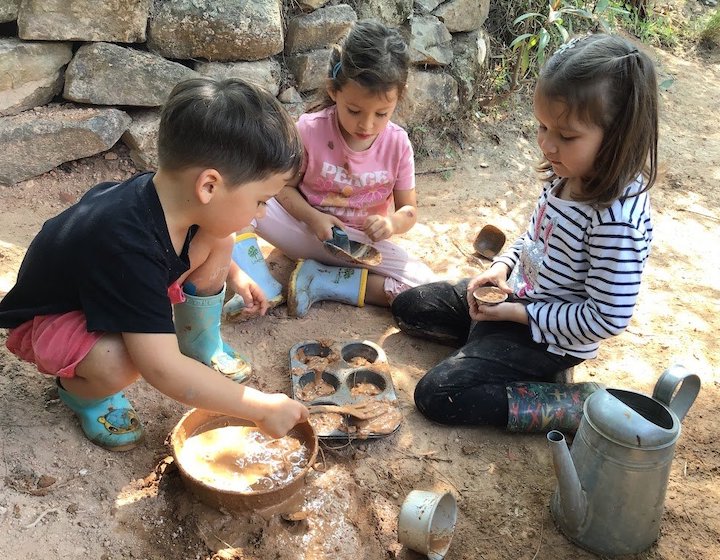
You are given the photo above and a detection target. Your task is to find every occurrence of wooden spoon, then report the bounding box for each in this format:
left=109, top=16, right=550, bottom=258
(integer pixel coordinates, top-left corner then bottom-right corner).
left=308, top=400, right=388, bottom=420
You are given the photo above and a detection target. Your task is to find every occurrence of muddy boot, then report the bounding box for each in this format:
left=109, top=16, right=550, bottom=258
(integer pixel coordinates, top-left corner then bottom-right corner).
left=57, top=380, right=144, bottom=451
left=174, top=284, right=252, bottom=383
left=223, top=232, right=285, bottom=319
left=506, top=382, right=603, bottom=433
left=287, top=259, right=367, bottom=318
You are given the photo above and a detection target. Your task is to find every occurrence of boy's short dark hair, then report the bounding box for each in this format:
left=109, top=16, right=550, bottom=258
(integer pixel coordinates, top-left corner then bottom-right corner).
left=158, top=77, right=302, bottom=186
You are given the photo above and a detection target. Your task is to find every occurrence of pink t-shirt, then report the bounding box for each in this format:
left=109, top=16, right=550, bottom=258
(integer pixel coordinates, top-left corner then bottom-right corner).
left=297, top=106, right=415, bottom=228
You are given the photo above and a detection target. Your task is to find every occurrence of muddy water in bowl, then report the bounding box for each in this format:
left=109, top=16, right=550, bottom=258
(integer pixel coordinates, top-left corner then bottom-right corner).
left=170, top=410, right=318, bottom=512
left=176, top=425, right=310, bottom=493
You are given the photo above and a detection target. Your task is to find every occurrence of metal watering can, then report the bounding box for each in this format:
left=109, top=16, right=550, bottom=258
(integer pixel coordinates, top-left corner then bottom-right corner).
left=547, top=365, right=701, bottom=557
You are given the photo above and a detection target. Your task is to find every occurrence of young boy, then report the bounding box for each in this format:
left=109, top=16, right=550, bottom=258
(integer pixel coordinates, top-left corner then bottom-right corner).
left=0, top=77, right=309, bottom=451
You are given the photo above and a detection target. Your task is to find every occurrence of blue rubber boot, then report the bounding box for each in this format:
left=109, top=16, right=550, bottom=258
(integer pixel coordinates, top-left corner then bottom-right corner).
left=287, top=259, right=368, bottom=318
left=174, top=285, right=252, bottom=383
left=223, top=232, right=285, bottom=319
left=57, top=380, right=144, bottom=451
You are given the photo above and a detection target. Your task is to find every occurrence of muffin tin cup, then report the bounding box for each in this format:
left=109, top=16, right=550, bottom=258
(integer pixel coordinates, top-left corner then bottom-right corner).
left=290, top=339, right=400, bottom=439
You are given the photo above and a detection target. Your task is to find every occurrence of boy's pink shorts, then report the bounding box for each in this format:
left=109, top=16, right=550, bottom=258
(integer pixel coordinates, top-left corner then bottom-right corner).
left=6, top=311, right=103, bottom=379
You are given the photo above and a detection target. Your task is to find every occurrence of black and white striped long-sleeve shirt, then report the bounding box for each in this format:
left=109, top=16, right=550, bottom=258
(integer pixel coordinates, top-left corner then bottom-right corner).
left=495, top=177, right=653, bottom=359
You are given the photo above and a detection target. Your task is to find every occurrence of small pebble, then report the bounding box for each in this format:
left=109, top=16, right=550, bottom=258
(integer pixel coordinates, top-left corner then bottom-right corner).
left=37, top=474, right=56, bottom=488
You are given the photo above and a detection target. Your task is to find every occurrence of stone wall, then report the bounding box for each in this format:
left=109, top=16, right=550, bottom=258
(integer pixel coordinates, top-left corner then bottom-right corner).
left=0, top=0, right=491, bottom=185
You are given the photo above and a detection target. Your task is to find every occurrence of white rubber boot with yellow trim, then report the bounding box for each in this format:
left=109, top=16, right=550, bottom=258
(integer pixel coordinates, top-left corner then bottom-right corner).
left=223, top=232, right=285, bottom=319
left=287, top=259, right=367, bottom=318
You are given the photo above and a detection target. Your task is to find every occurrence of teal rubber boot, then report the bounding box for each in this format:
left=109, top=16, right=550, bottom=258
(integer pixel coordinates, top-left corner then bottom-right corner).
left=57, top=380, right=144, bottom=451
left=506, top=382, right=603, bottom=433
left=287, top=259, right=368, bottom=318
left=174, top=285, right=252, bottom=383
left=223, top=232, right=285, bottom=319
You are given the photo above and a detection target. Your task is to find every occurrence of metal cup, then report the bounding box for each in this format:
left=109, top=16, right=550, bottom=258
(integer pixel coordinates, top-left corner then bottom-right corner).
left=398, top=490, right=457, bottom=559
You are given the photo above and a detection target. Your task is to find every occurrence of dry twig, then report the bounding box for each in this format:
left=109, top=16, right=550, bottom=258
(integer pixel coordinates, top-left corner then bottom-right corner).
left=530, top=513, right=545, bottom=560
left=24, top=508, right=59, bottom=529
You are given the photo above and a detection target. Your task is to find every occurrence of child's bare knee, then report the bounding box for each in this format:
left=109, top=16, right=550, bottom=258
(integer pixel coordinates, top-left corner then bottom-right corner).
left=77, top=334, right=139, bottom=390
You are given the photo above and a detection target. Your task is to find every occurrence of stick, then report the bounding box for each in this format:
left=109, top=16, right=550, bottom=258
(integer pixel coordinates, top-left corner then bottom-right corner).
left=416, top=166, right=457, bottom=176
left=450, top=239, right=487, bottom=269
left=530, top=513, right=545, bottom=560
left=24, top=508, right=59, bottom=529
left=396, top=451, right=453, bottom=463
left=678, top=208, right=719, bottom=222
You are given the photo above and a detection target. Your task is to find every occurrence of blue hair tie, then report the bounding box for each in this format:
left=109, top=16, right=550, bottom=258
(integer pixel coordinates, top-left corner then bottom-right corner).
left=331, top=61, right=342, bottom=79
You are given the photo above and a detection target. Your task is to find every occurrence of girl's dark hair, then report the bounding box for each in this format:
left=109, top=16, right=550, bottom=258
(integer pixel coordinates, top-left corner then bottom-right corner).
left=310, top=19, right=409, bottom=111
left=535, top=34, right=659, bottom=206
left=158, top=77, right=302, bottom=187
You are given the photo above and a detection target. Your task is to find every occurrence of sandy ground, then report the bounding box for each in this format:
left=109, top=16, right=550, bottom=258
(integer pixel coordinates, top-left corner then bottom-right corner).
left=1, top=44, right=719, bottom=560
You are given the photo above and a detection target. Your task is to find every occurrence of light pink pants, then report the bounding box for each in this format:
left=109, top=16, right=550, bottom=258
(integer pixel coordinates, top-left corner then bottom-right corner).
left=254, top=198, right=436, bottom=300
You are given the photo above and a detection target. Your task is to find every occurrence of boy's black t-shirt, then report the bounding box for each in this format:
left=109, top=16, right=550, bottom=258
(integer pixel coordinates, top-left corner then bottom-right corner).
left=0, top=172, right=197, bottom=333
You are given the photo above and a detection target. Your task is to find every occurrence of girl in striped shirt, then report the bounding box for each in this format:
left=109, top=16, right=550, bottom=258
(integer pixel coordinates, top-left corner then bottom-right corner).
left=391, top=34, right=659, bottom=432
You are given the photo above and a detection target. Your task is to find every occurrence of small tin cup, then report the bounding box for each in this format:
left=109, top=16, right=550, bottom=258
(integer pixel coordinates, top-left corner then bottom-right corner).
left=473, top=286, right=508, bottom=305
left=398, top=490, right=457, bottom=559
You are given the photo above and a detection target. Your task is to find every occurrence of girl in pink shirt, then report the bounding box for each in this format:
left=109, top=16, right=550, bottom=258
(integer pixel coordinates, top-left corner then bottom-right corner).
left=226, top=21, right=435, bottom=318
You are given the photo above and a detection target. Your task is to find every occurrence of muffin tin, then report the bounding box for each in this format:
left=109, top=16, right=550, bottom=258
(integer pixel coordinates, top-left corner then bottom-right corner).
left=289, top=339, right=401, bottom=439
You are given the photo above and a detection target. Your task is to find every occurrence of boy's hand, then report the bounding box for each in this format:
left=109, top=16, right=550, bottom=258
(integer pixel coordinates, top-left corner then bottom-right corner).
left=228, top=268, right=269, bottom=316
left=254, top=394, right=309, bottom=439
left=363, top=215, right=394, bottom=241
left=308, top=210, right=345, bottom=242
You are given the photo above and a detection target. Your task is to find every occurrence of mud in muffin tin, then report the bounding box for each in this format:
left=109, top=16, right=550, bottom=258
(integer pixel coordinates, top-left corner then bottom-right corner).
left=289, top=339, right=401, bottom=439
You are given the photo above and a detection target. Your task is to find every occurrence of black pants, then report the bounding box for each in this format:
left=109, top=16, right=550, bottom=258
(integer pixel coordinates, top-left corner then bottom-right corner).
left=391, top=280, right=584, bottom=426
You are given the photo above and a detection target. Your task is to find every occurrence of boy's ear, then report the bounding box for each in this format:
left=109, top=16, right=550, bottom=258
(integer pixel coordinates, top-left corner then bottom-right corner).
left=195, top=169, right=223, bottom=204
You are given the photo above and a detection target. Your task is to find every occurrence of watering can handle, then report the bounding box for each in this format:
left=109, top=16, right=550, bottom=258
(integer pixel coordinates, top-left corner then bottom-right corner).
left=652, top=365, right=701, bottom=421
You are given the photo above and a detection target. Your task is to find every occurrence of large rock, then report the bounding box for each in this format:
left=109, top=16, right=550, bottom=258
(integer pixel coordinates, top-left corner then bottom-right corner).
left=356, top=0, right=412, bottom=25
left=287, top=49, right=332, bottom=92
left=432, top=0, right=490, bottom=33
left=278, top=87, right=306, bottom=120
left=0, top=39, right=73, bottom=117
left=0, top=0, right=19, bottom=23
left=122, top=109, right=160, bottom=171
left=0, top=105, right=131, bottom=184
left=415, top=0, right=443, bottom=13
left=285, top=4, right=356, bottom=54
left=148, top=0, right=284, bottom=62
left=409, top=15, right=452, bottom=67
left=63, top=43, right=198, bottom=107
left=195, top=59, right=282, bottom=96
left=17, top=0, right=151, bottom=42
left=297, top=0, right=330, bottom=9
left=395, top=69, right=459, bottom=126
left=450, top=29, right=489, bottom=103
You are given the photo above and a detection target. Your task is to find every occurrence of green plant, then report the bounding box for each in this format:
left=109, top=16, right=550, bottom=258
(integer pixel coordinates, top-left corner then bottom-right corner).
left=508, top=0, right=632, bottom=81
left=700, top=8, right=720, bottom=47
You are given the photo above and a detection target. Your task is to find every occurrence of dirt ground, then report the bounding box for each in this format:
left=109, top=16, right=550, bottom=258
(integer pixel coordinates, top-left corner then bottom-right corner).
left=1, top=36, right=719, bottom=560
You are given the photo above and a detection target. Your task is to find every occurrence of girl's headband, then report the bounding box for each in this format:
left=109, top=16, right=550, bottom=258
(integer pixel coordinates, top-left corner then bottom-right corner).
left=331, top=61, right=342, bottom=79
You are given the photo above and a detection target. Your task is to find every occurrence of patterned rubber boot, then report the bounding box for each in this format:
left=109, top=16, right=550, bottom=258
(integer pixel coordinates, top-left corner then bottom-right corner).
left=173, top=284, right=252, bottom=383
left=287, top=259, right=368, bottom=318
left=506, top=382, right=603, bottom=433
left=57, top=380, right=144, bottom=451
left=223, top=232, right=285, bottom=319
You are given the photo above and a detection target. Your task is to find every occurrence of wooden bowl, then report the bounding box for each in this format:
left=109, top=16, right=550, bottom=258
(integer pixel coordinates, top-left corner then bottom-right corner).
left=169, top=409, right=317, bottom=512
left=472, top=286, right=508, bottom=305
left=473, top=225, right=506, bottom=259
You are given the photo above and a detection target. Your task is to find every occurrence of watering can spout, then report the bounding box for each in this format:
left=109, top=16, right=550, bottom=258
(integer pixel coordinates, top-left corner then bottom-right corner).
left=547, top=430, right=587, bottom=533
